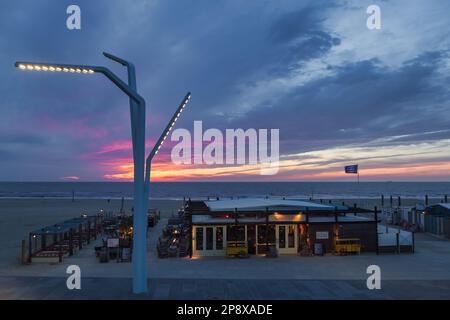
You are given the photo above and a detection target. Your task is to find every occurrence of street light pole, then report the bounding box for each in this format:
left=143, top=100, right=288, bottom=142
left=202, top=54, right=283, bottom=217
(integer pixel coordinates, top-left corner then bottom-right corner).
left=102, top=52, right=138, bottom=157
left=101, top=53, right=148, bottom=293
left=15, top=56, right=191, bottom=295
left=15, top=59, right=148, bottom=294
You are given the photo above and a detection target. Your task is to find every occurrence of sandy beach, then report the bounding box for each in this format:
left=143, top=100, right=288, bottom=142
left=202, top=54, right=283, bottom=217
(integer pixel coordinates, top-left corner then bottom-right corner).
left=0, top=196, right=443, bottom=269
left=0, top=197, right=450, bottom=299
left=0, top=196, right=441, bottom=270
left=0, top=198, right=182, bottom=270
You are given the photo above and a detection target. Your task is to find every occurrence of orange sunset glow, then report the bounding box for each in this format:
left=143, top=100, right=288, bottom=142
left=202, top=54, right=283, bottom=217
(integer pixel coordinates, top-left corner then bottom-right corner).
left=101, top=159, right=450, bottom=181
left=94, top=133, right=450, bottom=181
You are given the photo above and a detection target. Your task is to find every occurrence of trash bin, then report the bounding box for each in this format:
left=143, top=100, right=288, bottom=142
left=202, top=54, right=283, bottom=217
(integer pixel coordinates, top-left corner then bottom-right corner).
left=266, top=245, right=278, bottom=258
left=314, top=243, right=323, bottom=256
left=121, top=248, right=131, bottom=262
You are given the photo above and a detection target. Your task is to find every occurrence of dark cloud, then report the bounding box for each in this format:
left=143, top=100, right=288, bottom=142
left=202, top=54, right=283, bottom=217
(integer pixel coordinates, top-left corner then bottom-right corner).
left=228, top=50, right=450, bottom=154
left=0, top=133, right=46, bottom=145
left=265, top=5, right=341, bottom=75
left=0, top=1, right=449, bottom=180
left=269, top=5, right=326, bottom=43
left=288, top=31, right=341, bottom=61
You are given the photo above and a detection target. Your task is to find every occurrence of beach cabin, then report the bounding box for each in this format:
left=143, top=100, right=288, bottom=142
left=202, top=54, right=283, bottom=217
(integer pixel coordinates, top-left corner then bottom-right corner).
left=186, top=198, right=378, bottom=257
left=423, top=203, right=450, bottom=238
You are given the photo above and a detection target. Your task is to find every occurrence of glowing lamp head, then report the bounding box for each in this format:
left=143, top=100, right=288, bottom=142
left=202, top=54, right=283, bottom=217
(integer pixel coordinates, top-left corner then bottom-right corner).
left=15, top=62, right=96, bottom=75
left=150, top=92, right=191, bottom=159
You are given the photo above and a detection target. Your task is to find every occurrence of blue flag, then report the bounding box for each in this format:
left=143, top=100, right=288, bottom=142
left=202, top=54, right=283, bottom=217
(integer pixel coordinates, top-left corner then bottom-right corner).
left=345, top=165, right=358, bottom=174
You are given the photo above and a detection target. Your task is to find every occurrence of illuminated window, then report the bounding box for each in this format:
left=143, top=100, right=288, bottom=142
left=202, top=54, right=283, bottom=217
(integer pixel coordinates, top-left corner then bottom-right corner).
left=279, top=226, right=286, bottom=248
left=227, top=225, right=245, bottom=242
left=216, top=227, right=223, bottom=250
left=257, top=225, right=275, bottom=243
left=195, top=227, right=203, bottom=250
left=288, top=225, right=295, bottom=248
left=206, top=227, right=213, bottom=250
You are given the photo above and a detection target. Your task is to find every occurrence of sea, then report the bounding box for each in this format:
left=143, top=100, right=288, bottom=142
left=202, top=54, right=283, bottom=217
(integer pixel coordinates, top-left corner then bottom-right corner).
left=0, top=182, right=449, bottom=200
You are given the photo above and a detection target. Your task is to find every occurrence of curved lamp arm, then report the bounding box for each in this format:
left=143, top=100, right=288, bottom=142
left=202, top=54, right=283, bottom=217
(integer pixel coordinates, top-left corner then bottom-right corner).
left=15, top=61, right=145, bottom=107
left=102, top=52, right=139, bottom=160
left=147, top=92, right=191, bottom=163
left=143, top=92, right=191, bottom=199
left=103, top=52, right=129, bottom=66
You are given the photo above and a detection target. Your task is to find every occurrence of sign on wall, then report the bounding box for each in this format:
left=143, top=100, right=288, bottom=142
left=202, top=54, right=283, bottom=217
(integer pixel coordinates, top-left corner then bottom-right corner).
left=107, top=238, right=119, bottom=248
left=316, top=231, right=329, bottom=240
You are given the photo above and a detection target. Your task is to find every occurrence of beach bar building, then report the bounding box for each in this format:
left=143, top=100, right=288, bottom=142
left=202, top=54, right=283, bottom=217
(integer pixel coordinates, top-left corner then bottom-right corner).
left=186, top=198, right=378, bottom=257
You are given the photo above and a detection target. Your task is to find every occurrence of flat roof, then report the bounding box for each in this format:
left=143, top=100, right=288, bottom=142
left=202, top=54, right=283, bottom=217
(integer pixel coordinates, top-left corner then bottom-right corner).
left=31, top=224, right=72, bottom=235
left=192, top=213, right=371, bottom=225
left=30, top=215, right=96, bottom=235
left=204, top=198, right=344, bottom=212
left=438, top=203, right=450, bottom=209
left=309, top=215, right=371, bottom=223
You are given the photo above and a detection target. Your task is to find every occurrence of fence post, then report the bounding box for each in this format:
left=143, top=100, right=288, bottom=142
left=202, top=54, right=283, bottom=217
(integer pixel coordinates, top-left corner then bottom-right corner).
left=28, top=234, right=32, bottom=263
left=120, top=196, right=125, bottom=213
left=396, top=232, right=400, bottom=254
left=265, top=207, right=269, bottom=253
left=374, top=206, right=379, bottom=255
left=21, top=240, right=27, bottom=264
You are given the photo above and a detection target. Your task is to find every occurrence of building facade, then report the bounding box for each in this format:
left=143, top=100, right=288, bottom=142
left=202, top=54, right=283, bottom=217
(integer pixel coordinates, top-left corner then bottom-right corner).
left=185, top=198, right=378, bottom=257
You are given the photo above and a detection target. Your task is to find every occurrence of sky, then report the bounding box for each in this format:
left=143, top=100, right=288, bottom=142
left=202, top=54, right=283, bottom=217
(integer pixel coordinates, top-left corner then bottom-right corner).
left=0, top=0, right=450, bottom=182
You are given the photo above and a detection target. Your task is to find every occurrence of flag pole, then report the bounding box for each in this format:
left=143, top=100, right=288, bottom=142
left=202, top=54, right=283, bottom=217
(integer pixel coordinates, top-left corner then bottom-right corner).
left=357, top=169, right=360, bottom=204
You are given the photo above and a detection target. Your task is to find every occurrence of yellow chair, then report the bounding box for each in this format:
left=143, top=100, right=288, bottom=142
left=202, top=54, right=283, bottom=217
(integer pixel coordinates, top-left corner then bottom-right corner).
left=335, top=238, right=361, bottom=255
left=226, top=241, right=248, bottom=257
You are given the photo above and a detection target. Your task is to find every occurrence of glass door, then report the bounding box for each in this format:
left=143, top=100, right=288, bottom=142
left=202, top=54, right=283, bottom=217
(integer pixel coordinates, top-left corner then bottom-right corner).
left=246, top=225, right=256, bottom=254
left=192, top=226, right=227, bottom=256
left=276, top=224, right=297, bottom=254
left=278, top=226, right=286, bottom=248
